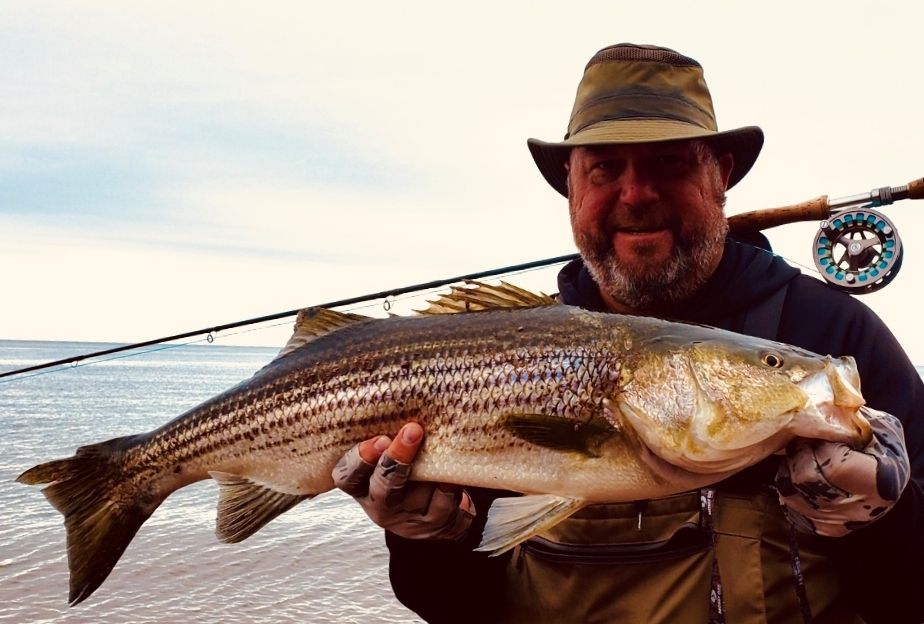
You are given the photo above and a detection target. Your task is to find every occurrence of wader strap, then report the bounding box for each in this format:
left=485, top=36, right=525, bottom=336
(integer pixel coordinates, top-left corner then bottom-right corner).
left=742, top=282, right=814, bottom=623
left=741, top=282, right=789, bottom=341
left=788, top=515, right=813, bottom=623
left=700, top=488, right=726, bottom=624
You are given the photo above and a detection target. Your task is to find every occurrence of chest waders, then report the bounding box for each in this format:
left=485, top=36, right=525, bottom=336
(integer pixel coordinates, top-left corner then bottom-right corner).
left=500, top=283, right=865, bottom=624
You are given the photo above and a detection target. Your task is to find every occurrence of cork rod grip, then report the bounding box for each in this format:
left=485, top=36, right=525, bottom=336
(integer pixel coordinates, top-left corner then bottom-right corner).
left=727, top=196, right=831, bottom=234
left=908, top=178, right=924, bottom=200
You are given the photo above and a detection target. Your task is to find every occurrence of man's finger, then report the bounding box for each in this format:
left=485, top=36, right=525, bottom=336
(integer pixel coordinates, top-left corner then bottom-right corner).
left=358, top=435, right=391, bottom=464
left=370, top=454, right=413, bottom=508
left=813, top=442, right=878, bottom=493
left=333, top=444, right=378, bottom=497
left=387, top=423, right=424, bottom=464
left=369, top=425, right=424, bottom=508
left=435, top=490, right=476, bottom=541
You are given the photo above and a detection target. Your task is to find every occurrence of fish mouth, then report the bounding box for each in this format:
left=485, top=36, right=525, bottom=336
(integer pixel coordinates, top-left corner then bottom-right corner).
left=790, top=356, right=871, bottom=447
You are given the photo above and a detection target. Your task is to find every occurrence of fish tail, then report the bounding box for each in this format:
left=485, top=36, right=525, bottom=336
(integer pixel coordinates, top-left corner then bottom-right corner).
left=17, top=434, right=160, bottom=606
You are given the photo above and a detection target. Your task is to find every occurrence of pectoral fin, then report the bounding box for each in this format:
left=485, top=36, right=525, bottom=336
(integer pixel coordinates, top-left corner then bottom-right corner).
left=210, top=471, right=311, bottom=543
left=475, top=494, right=586, bottom=555
left=503, top=413, right=617, bottom=457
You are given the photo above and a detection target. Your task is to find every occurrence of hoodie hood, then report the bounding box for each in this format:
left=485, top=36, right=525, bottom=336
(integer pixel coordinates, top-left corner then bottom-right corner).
left=558, top=239, right=800, bottom=326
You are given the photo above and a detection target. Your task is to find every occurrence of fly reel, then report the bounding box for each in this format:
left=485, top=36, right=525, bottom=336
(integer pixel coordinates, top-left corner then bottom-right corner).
left=812, top=207, right=903, bottom=294
left=729, top=177, right=921, bottom=295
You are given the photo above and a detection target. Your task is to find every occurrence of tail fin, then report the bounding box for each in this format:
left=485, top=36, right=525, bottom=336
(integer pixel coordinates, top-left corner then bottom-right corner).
left=17, top=435, right=160, bottom=605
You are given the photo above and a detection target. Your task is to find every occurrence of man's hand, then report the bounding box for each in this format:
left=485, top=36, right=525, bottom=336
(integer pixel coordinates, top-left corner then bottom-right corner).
left=776, top=407, right=911, bottom=537
left=332, top=422, right=475, bottom=540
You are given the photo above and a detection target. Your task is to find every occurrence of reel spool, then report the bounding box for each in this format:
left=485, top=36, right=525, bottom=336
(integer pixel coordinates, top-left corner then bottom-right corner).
left=812, top=207, right=903, bottom=294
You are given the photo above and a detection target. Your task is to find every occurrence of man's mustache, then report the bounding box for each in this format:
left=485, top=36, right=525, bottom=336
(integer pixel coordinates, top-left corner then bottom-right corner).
left=601, top=209, right=681, bottom=237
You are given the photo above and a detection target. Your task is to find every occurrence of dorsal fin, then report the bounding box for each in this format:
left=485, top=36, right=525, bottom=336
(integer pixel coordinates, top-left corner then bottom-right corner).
left=418, top=280, right=558, bottom=315
left=276, top=307, right=372, bottom=359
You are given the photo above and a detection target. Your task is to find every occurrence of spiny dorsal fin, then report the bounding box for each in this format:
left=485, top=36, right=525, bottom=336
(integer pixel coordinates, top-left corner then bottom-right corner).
left=276, top=307, right=372, bottom=358
left=418, top=280, right=558, bottom=315
left=210, top=471, right=311, bottom=543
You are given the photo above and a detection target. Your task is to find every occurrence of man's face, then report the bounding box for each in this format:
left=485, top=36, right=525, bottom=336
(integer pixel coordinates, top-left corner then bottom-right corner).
left=567, top=140, right=733, bottom=313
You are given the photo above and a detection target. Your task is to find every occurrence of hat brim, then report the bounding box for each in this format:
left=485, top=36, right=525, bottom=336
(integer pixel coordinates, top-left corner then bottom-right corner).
left=527, top=120, right=764, bottom=197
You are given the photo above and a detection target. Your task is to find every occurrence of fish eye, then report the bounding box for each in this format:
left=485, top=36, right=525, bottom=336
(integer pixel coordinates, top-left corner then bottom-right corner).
left=761, top=352, right=785, bottom=368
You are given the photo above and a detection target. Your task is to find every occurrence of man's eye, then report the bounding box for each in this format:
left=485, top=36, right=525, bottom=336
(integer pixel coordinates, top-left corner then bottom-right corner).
left=587, top=160, right=623, bottom=184
left=589, top=160, right=623, bottom=176
left=652, top=155, right=691, bottom=173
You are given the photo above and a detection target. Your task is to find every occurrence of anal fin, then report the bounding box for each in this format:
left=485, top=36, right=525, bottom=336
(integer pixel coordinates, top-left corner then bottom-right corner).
left=210, top=471, right=311, bottom=543
left=475, top=494, right=585, bottom=555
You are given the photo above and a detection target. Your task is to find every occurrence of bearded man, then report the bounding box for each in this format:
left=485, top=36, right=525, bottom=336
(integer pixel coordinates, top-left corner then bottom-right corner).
left=334, top=44, right=923, bottom=624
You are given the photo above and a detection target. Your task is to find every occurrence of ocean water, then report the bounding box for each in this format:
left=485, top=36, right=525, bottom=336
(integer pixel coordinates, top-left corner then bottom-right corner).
left=0, top=340, right=423, bottom=624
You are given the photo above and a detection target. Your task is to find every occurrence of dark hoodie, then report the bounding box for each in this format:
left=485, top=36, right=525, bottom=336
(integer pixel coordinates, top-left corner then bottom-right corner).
left=387, top=240, right=924, bottom=624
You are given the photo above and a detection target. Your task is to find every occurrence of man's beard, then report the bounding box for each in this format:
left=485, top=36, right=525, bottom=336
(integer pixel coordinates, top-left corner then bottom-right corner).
left=572, top=195, right=728, bottom=313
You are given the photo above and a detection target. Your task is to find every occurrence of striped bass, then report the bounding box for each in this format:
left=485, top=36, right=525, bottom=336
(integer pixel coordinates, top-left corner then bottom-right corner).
left=17, top=282, right=870, bottom=605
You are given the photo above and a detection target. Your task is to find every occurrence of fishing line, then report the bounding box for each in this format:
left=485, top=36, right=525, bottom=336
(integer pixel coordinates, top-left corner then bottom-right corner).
left=0, top=319, right=313, bottom=385
left=0, top=337, right=213, bottom=385
left=0, top=317, right=311, bottom=385
left=782, top=256, right=826, bottom=279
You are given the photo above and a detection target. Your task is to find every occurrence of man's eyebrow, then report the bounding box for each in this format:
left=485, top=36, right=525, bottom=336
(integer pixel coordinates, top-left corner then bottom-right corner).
left=583, top=147, right=623, bottom=158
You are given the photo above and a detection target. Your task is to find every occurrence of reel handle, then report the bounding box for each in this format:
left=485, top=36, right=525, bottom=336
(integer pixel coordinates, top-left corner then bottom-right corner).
left=728, top=196, right=830, bottom=234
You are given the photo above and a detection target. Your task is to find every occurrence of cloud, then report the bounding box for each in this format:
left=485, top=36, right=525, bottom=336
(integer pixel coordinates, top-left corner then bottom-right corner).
left=1, top=1, right=923, bottom=361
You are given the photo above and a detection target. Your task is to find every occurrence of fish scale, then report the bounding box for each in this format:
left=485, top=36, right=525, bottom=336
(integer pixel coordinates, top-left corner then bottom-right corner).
left=16, top=284, right=870, bottom=605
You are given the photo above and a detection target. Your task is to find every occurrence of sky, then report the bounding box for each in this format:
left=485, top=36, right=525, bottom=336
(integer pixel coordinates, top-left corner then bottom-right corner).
left=2, top=2, right=924, bottom=360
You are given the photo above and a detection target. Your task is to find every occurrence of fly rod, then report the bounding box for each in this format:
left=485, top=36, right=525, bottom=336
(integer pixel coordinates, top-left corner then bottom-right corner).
left=3, top=176, right=921, bottom=380
left=0, top=254, right=580, bottom=379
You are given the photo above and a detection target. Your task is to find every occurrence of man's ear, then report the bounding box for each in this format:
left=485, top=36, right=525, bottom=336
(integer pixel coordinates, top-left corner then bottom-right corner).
left=564, top=149, right=574, bottom=197
left=718, top=153, right=734, bottom=189
left=564, top=160, right=571, bottom=196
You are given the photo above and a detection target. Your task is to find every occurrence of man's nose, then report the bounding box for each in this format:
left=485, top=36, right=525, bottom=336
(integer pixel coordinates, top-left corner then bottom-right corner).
left=619, top=162, right=659, bottom=206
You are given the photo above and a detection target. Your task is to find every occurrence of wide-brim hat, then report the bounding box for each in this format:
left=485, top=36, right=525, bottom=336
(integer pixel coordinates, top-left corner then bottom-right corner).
left=528, top=43, right=764, bottom=197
